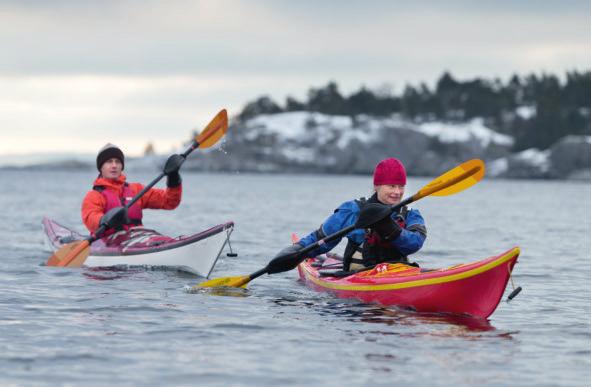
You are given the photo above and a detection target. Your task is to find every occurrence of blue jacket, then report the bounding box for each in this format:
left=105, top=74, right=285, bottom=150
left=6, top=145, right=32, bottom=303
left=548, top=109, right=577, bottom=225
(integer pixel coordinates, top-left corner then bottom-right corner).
left=298, top=199, right=426, bottom=257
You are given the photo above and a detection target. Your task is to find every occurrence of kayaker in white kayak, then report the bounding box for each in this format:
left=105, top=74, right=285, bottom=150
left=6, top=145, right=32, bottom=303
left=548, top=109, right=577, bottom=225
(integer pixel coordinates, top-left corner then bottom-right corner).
left=81, top=143, right=183, bottom=241
left=276, top=158, right=427, bottom=271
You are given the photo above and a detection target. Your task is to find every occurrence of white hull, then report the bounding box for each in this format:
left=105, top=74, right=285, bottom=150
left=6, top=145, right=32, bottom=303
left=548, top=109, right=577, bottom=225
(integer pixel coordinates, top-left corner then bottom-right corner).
left=42, top=217, right=234, bottom=277
left=84, top=227, right=232, bottom=277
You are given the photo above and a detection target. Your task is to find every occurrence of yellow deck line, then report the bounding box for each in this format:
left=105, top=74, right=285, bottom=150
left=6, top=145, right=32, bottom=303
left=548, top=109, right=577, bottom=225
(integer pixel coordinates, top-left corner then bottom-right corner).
left=302, top=247, right=520, bottom=292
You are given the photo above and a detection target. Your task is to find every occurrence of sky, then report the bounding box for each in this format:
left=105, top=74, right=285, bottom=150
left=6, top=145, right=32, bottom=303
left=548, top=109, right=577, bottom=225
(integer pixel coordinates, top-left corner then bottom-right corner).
left=1, top=0, right=591, bottom=157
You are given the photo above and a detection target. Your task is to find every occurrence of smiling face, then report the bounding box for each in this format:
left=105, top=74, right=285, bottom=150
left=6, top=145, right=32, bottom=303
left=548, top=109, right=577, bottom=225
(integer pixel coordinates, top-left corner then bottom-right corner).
left=100, top=158, right=123, bottom=179
left=375, top=184, right=405, bottom=205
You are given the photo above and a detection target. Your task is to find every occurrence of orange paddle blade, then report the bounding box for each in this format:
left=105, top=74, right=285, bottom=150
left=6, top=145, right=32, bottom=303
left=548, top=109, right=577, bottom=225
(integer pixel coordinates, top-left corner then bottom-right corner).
left=46, top=240, right=84, bottom=266
left=195, top=109, right=228, bottom=148
left=414, top=159, right=485, bottom=200
left=46, top=240, right=91, bottom=268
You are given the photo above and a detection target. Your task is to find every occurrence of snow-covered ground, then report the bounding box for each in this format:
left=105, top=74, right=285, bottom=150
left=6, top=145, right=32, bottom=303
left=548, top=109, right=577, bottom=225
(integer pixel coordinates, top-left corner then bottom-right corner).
left=414, top=118, right=514, bottom=147
left=247, top=112, right=380, bottom=150
left=516, top=148, right=551, bottom=171
left=246, top=111, right=514, bottom=149
left=488, top=148, right=550, bottom=177
left=2, top=111, right=516, bottom=170
left=487, top=157, right=510, bottom=177
left=5, top=110, right=587, bottom=180
left=515, top=105, right=537, bottom=120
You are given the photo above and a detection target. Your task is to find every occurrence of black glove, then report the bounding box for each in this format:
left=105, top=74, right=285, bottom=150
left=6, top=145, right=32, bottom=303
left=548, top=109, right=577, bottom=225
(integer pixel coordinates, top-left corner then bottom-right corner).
left=163, top=154, right=185, bottom=175
left=371, top=215, right=402, bottom=241
left=355, top=202, right=392, bottom=229
left=99, top=207, right=129, bottom=230
left=164, top=154, right=184, bottom=188
left=355, top=202, right=401, bottom=240
left=267, top=243, right=304, bottom=274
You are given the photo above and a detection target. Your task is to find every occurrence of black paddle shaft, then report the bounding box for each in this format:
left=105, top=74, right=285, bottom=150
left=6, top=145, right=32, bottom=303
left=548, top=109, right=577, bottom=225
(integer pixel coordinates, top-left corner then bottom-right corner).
left=261, top=196, right=415, bottom=277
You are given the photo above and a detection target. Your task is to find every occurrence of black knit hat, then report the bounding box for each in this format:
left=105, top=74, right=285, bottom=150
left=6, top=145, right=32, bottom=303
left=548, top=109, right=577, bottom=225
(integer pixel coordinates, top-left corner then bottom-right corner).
left=96, top=143, right=125, bottom=171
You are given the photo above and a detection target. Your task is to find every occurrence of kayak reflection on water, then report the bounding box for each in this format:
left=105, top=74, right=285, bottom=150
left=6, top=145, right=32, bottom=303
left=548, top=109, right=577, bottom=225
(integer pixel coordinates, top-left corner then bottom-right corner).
left=271, top=297, right=506, bottom=336
left=348, top=306, right=499, bottom=334
left=82, top=267, right=141, bottom=281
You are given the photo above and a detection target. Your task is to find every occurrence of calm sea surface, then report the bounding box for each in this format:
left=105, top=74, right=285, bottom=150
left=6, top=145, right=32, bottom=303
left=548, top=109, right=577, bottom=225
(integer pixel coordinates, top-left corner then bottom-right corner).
left=1, top=169, right=590, bottom=386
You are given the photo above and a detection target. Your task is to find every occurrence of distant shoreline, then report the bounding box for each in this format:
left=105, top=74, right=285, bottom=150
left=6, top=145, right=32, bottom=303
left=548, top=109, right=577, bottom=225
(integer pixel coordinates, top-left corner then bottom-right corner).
left=2, top=162, right=589, bottom=182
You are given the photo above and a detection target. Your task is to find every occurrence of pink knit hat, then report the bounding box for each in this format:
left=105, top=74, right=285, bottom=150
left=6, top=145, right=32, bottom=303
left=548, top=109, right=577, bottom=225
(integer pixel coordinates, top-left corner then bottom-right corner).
left=373, top=158, right=407, bottom=186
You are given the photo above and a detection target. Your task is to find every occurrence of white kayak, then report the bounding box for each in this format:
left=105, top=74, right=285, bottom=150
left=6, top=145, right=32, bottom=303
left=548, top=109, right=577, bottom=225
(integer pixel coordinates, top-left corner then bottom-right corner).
left=42, top=217, right=234, bottom=277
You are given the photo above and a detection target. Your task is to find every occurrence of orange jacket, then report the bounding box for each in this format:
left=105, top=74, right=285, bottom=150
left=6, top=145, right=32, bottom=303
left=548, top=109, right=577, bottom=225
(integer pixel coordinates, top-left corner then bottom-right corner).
left=81, top=174, right=182, bottom=233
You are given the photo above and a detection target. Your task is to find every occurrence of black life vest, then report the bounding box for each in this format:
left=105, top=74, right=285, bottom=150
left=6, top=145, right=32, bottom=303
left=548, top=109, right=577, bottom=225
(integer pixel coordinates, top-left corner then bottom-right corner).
left=342, top=195, right=409, bottom=271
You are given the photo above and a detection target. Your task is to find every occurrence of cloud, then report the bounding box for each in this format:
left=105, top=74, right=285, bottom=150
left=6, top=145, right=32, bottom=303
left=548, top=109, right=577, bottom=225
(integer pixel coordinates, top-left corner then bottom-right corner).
left=0, top=73, right=334, bottom=155
left=2, top=0, right=590, bottom=77
left=1, top=0, right=590, bottom=155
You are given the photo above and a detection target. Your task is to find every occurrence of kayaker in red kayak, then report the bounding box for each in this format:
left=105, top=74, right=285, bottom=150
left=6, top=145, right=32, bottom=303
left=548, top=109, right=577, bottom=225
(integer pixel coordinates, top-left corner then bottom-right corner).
left=81, top=143, right=183, bottom=237
left=277, top=158, right=427, bottom=271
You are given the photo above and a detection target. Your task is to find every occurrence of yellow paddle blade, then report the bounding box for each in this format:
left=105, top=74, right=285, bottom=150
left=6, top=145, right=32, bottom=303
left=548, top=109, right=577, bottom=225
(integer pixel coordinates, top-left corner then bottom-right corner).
left=194, top=275, right=250, bottom=289
left=415, top=159, right=485, bottom=200
left=51, top=240, right=90, bottom=268
left=195, top=109, right=228, bottom=148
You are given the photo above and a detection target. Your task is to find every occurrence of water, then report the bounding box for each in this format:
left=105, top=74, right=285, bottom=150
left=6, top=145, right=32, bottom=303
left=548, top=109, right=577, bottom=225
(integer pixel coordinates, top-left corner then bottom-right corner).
left=1, top=169, right=590, bottom=386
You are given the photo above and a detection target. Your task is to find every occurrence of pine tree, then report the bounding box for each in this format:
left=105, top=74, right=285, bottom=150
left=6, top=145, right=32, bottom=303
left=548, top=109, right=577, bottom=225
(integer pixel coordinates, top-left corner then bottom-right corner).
left=285, top=96, right=306, bottom=111
left=307, top=81, right=348, bottom=115
left=239, top=96, right=282, bottom=120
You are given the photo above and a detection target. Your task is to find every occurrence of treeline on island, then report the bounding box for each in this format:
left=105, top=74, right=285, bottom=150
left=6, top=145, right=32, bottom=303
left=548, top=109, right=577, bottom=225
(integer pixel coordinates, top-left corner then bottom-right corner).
left=238, top=71, right=591, bottom=153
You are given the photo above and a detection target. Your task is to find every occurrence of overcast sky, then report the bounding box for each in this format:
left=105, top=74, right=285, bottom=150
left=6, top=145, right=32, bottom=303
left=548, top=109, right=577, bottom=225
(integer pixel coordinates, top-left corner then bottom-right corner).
left=1, top=0, right=590, bottom=156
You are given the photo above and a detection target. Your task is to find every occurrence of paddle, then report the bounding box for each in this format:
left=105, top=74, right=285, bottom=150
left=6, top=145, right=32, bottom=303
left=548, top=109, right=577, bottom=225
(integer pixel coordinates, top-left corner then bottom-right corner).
left=46, top=109, right=229, bottom=268
left=196, top=159, right=485, bottom=289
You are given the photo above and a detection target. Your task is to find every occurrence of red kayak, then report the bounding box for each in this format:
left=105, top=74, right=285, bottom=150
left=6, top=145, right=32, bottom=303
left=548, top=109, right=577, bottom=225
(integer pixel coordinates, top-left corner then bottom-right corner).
left=297, top=247, right=520, bottom=319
